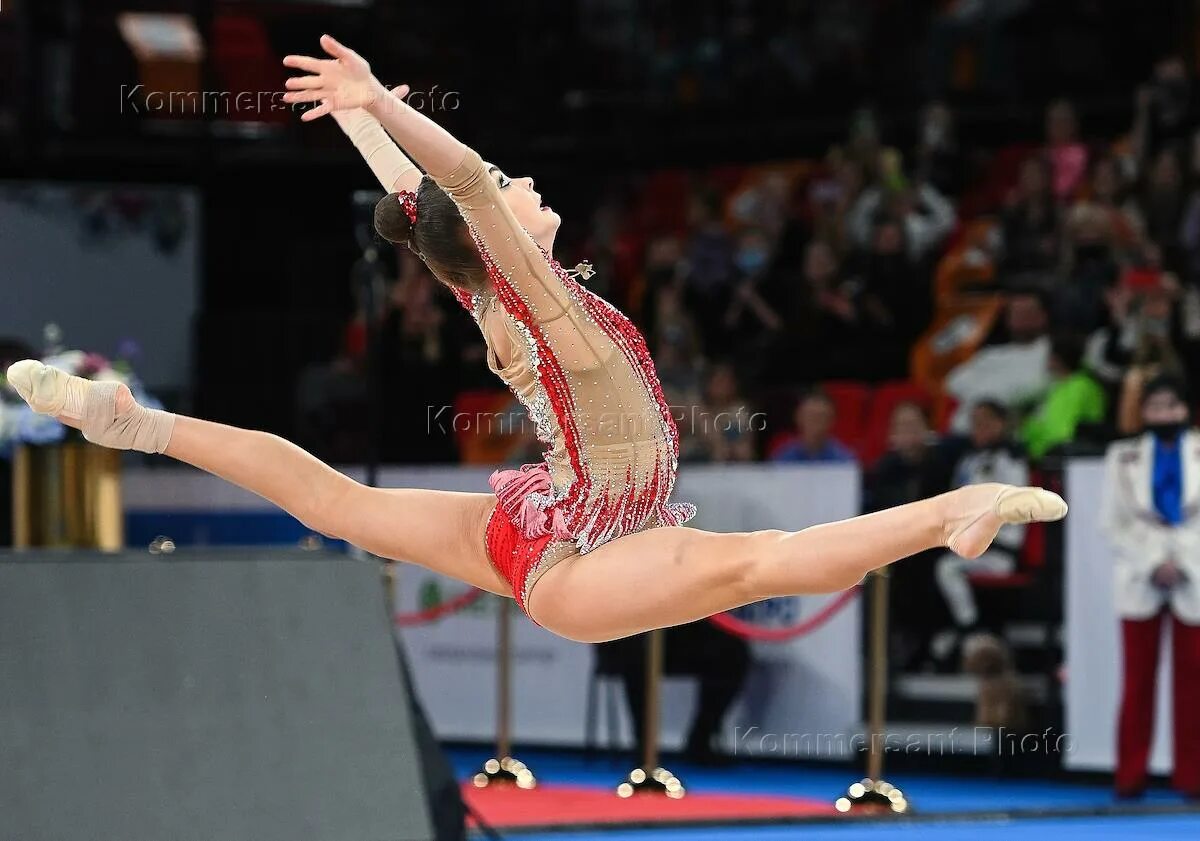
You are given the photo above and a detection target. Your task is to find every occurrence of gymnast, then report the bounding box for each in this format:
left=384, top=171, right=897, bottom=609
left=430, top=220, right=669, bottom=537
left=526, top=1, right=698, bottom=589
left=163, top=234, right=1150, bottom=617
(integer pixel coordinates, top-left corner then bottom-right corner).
left=5, top=35, right=1066, bottom=644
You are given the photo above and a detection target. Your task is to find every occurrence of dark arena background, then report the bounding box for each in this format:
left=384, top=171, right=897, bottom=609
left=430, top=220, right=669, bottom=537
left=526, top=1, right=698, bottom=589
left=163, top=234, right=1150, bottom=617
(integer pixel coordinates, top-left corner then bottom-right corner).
left=4, top=2, right=1200, bottom=840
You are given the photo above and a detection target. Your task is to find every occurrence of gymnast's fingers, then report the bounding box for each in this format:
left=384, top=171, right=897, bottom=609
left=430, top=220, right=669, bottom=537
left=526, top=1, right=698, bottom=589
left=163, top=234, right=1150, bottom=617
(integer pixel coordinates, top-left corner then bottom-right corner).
left=285, top=76, right=325, bottom=90
left=282, top=89, right=326, bottom=105
left=302, top=101, right=334, bottom=122
left=320, top=34, right=361, bottom=65
left=282, top=55, right=328, bottom=73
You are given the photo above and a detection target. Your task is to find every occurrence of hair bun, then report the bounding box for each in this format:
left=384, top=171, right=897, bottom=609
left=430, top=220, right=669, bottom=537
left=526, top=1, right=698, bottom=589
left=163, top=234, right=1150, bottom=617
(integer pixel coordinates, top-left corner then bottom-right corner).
left=375, top=193, right=415, bottom=246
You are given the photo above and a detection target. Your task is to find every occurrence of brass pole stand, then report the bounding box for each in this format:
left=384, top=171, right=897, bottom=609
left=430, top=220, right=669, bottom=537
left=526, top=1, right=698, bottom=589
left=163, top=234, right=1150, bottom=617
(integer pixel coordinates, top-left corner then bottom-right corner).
left=12, top=443, right=123, bottom=551
left=616, top=629, right=685, bottom=799
left=836, top=569, right=911, bottom=815
left=474, top=598, right=536, bottom=790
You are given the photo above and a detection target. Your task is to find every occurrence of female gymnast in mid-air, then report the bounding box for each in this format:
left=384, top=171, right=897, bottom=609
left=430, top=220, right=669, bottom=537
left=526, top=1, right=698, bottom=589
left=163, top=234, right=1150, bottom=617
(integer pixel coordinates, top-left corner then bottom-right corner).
left=7, top=35, right=1066, bottom=643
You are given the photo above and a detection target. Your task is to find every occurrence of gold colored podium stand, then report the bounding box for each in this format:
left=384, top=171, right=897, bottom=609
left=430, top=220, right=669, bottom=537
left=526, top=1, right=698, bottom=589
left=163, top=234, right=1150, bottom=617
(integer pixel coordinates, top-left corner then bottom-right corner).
left=12, top=443, right=124, bottom=551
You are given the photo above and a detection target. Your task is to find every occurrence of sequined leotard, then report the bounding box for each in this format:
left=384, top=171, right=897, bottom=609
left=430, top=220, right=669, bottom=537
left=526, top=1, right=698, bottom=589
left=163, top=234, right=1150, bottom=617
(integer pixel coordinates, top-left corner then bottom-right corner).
left=433, top=149, right=696, bottom=613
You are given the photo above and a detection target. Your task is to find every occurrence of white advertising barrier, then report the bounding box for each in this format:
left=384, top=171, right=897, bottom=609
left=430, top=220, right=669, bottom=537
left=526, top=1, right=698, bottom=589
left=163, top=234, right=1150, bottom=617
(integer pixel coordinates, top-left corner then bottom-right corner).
left=1065, top=458, right=1173, bottom=773
left=124, top=463, right=862, bottom=756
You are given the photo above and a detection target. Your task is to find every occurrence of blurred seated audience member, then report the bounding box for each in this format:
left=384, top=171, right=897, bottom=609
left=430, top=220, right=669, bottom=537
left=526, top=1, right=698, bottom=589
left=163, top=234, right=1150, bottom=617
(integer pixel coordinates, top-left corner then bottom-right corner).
left=1020, top=333, right=1107, bottom=460
left=914, top=100, right=965, bottom=198
left=1089, top=273, right=1184, bottom=414
left=930, top=400, right=1029, bottom=669
left=847, top=154, right=957, bottom=262
left=1057, top=200, right=1120, bottom=331
left=691, top=362, right=757, bottom=463
left=771, top=390, right=856, bottom=463
left=724, top=227, right=785, bottom=371
left=650, top=280, right=704, bottom=399
left=1136, top=146, right=1188, bottom=272
left=803, top=148, right=865, bottom=257
left=600, top=620, right=750, bottom=765
left=1101, top=375, right=1200, bottom=799
left=683, top=188, right=737, bottom=340
left=945, top=291, right=1052, bottom=432
left=1044, top=99, right=1089, bottom=201
left=866, top=401, right=954, bottom=669
left=379, top=270, right=460, bottom=463
left=865, top=401, right=953, bottom=512
left=1085, top=156, right=1143, bottom=254
left=999, top=156, right=1061, bottom=275
left=1132, top=54, right=1197, bottom=174
left=857, top=215, right=932, bottom=350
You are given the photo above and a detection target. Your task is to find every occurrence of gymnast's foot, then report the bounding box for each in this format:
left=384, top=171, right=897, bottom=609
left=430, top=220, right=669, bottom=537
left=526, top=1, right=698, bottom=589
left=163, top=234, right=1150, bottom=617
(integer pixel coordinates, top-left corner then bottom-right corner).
left=942, top=483, right=1067, bottom=560
left=6, top=360, right=174, bottom=453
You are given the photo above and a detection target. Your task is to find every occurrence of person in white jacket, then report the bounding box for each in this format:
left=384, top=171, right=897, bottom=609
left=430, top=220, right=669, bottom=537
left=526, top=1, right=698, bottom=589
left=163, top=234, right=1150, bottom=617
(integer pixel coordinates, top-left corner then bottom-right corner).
left=1101, top=375, right=1200, bottom=798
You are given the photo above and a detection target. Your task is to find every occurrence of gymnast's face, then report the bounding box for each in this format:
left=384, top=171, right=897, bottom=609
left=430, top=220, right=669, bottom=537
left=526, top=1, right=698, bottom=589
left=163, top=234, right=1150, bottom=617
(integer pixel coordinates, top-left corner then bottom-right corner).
left=488, top=164, right=561, bottom=245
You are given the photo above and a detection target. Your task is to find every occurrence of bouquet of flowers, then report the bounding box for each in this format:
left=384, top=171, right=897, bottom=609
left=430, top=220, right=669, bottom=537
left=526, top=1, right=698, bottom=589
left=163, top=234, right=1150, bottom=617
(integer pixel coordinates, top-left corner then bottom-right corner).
left=0, top=331, right=162, bottom=454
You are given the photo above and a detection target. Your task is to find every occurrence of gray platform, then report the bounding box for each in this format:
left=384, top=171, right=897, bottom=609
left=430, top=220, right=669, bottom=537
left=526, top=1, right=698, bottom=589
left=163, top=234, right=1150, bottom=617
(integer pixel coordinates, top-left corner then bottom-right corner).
left=0, top=549, right=437, bottom=841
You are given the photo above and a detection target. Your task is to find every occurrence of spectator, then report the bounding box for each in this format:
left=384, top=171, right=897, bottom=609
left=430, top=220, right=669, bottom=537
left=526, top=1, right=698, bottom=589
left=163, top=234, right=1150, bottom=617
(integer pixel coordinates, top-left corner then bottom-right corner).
left=847, top=166, right=957, bottom=262
left=1057, top=201, right=1119, bottom=330
left=865, top=401, right=953, bottom=669
left=914, top=100, right=966, bottom=198
left=1100, top=376, right=1200, bottom=799
left=693, top=362, right=757, bottom=463
left=857, top=216, right=931, bottom=350
left=723, top=227, right=785, bottom=370
left=999, top=156, right=1061, bottom=276
left=1132, top=54, right=1197, bottom=171
left=379, top=270, right=461, bottom=463
left=600, top=620, right=750, bottom=766
left=771, top=391, right=856, bottom=463
left=1019, top=333, right=1107, bottom=459
left=1116, top=340, right=1188, bottom=439
left=683, top=188, right=737, bottom=339
left=1044, top=99, right=1089, bottom=201
left=945, top=291, right=1053, bottom=432
left=1085, top=156, right=1143, bottom=254
left=1136, top=146, right=1187, bottom=272
left=864, top=401, right=952, bottom=512
left=931, top=400, right=1029, bottom=670
left=1089, top=272, right=1184, bottom=421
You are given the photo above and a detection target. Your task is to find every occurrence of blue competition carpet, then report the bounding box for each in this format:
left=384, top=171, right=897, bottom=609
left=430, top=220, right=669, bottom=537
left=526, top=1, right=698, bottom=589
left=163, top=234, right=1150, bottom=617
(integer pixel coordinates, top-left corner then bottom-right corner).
left=447, top=748, right=1200, bottom=839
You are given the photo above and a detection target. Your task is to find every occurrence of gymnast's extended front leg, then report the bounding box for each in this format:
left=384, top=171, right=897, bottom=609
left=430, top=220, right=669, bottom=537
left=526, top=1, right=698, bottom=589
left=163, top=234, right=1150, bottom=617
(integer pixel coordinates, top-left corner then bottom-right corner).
left=6, top=360, right=508, bottom=594
left=529, top=484, right=1067, bottom=643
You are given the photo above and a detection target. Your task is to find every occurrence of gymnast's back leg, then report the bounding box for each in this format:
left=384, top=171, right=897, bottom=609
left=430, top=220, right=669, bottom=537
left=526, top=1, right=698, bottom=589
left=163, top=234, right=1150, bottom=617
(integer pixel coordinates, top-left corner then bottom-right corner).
left=7, top=360, right=509, bottom=596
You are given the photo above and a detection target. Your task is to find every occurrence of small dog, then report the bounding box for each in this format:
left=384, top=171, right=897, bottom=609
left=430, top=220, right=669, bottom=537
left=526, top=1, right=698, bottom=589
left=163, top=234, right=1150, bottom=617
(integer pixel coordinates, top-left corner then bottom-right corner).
left=962, top=632, right=1027, bottom=732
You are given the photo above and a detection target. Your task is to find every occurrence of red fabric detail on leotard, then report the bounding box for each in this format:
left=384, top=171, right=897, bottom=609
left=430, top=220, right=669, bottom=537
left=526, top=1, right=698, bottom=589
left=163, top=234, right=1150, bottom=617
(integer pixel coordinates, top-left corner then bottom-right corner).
left=485, top=505, right=556, bottom=616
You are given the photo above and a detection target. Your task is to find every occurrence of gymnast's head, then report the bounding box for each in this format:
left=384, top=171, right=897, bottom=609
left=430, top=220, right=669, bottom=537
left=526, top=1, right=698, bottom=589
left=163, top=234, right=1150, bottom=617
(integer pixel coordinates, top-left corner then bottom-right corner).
left=374, top=165, right=561, bottom=294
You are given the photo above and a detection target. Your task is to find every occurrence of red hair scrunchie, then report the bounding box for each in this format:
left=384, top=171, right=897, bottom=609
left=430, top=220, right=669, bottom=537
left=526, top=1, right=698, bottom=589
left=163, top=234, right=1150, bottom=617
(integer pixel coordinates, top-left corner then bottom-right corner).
left=397, top=190, right=418, bottom=225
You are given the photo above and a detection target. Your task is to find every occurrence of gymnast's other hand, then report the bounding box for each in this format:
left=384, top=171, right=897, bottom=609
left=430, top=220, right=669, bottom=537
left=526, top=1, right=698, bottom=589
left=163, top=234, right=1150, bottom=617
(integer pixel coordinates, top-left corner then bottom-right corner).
left=283, top=35, right=390, bottom=122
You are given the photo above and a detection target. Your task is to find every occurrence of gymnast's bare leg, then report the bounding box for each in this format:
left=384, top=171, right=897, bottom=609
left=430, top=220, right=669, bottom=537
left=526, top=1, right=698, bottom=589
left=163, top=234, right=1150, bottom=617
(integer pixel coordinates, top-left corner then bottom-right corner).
left=8, top=360, right=1064, bottom=642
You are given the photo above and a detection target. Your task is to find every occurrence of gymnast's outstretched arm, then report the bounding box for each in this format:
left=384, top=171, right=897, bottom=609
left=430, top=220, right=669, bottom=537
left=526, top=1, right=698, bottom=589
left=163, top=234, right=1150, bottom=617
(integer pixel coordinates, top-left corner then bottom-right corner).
left=283, top=36, right=579, bottom=326
left=331, top=102, right=422, bottom=194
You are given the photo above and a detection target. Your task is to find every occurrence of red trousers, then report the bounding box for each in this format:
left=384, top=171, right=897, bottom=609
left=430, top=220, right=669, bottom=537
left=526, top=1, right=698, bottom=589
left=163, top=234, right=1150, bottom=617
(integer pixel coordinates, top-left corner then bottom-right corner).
left=1117, top=611, right=1200, bottom=795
